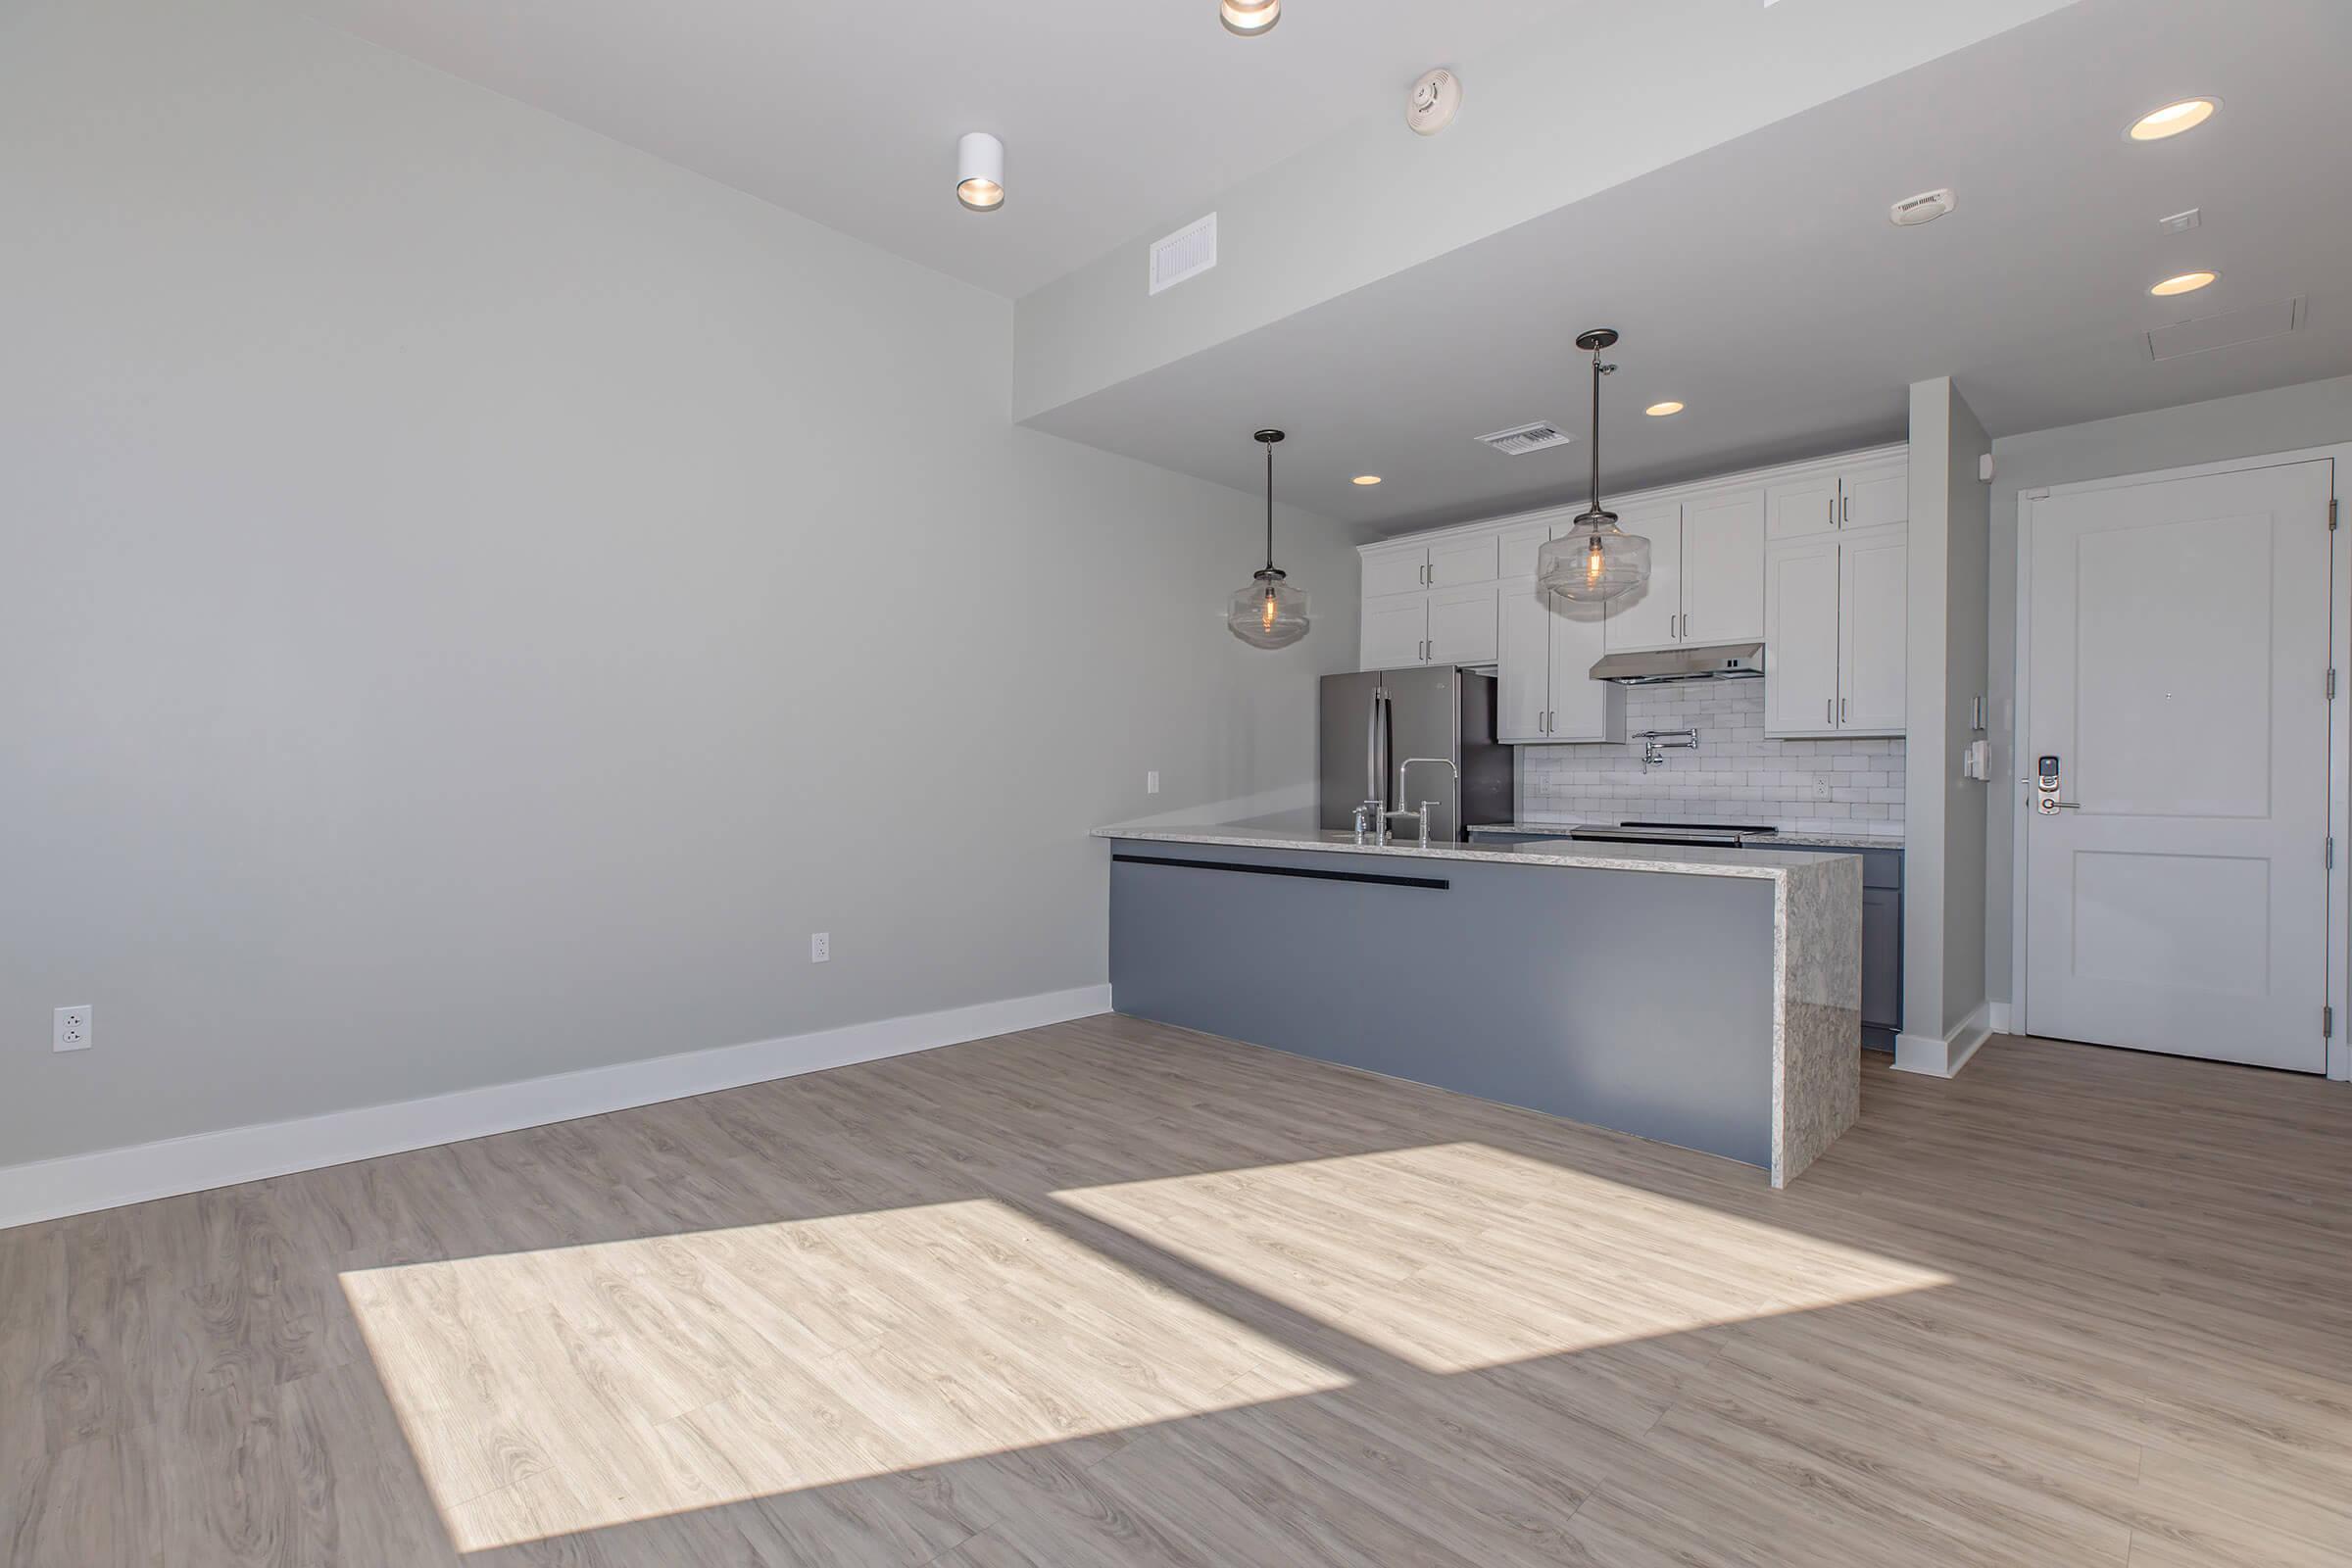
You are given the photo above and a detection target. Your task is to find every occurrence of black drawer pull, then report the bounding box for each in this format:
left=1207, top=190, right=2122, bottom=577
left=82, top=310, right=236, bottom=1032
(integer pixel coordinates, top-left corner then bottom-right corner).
left=1112, top=854, right=1448, bottom=891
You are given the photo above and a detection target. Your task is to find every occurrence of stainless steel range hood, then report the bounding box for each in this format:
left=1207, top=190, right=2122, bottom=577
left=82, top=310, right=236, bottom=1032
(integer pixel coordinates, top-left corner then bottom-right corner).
left=1589, top=641, right=1765, bottom=685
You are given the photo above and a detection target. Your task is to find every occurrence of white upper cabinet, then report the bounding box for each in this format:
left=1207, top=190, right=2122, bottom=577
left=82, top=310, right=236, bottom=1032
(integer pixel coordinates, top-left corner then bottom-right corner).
left=1426, top=584, right=1499, bottom=665
left=1767, top=473, right=1842, bottom=542
left=1357, top=445, right=1904, bottom=737
left=1545, top=595, right=1621, bottom=743
left=1838, top=528, right=1908, bottom=732
left=1679, top=488, right=1765, bottom=646
left=1361, top=548, right=1430, bottom=600
left=1763, top=538, right=1841, bottom=736
left=1495, top=581, right=1553, bottom=743
left=1497, top=578, right=1622, bottom=744
left=1427, top=534, right=1499, bottom=588
left=1840, top=457, right=1908, bottom=531
left=1767, top=458, right=1909, bottom=540
left=1601, top=501, right=1686, bottom=654
left=1360, top=595, right=1427, bottom=669
left=1496, top=519, right=1554, bottom=581
left=1763, top=522, right=1907, bottom=737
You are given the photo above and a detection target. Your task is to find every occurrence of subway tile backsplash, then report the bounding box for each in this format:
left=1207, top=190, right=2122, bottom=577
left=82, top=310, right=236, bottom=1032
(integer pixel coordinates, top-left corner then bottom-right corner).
left=1515, top=681, right=1904, bottom=837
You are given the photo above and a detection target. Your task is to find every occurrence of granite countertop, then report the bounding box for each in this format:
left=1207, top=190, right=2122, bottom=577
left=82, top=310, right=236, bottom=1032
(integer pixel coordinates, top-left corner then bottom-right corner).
left=1094, top=822, right=1847, bottom=881
left=1465, top=821, right=1905, bottom=851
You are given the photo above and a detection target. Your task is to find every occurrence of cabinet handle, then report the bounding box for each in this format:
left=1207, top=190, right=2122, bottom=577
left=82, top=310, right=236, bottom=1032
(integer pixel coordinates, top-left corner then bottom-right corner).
left=1827, top=698, right=1835, bottom=725
left=1842, top=494, right=1851, bottom=524
left=1829, top=497, right=1837, bottom=525
left=1840, top=697, right=1848, bottom=722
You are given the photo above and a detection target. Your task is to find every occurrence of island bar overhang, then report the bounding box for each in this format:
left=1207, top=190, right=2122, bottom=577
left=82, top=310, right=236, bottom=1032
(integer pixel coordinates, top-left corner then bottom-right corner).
left=1099, top=828, right=1863, bottom=1187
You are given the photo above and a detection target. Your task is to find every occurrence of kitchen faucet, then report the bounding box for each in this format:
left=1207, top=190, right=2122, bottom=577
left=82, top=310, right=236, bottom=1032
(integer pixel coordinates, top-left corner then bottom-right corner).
left=1394, top=757, right=1459, bottom=848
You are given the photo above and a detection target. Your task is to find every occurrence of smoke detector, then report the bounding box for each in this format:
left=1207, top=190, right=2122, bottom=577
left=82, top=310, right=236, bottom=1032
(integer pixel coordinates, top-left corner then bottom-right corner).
left=1889, top=187, right=1956, bottom=226
left=1476, top=420, right=1572, bottom=457
left=1408, top=69, right=1462, bottom=135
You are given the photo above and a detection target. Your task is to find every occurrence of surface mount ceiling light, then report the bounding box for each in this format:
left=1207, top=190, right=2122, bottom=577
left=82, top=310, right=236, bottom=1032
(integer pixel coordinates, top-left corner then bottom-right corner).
left=1220, top=0, right=1280, bottom=36
left=956, top=132, right=1004, bottom=212
left=2150, top=270, right=2219, bottom=297
left=2129, top=98, right=2218, bottom=141
left=1228, top=430, right=1309, bottom=649
left=1644, top=401, right=1685, bottom=417
left=1535, top=330, right=1651, bottom=605
left=1351, top=474, right=1384, bottom=486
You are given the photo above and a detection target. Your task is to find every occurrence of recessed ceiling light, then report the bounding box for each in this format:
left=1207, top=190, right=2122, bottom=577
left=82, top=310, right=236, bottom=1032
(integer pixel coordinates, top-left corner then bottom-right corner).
left=1645, top=401, right=1685, bottom=417
left=956, top=132, right=1004, bottom=213
left=1351, top=474, right=1384, bottom=486
left=2129, top=98, right=2218, bottom=141
left=1220, top=0, right=1279, bottom=35
left=2150, top=270, right=2219, bottom=297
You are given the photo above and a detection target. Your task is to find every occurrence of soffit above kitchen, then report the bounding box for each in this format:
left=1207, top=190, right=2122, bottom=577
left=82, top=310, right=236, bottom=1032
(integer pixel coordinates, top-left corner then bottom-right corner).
left=1018, top=0, right=2352, bottom=534
left=297, top=0, right=2072, bottom=305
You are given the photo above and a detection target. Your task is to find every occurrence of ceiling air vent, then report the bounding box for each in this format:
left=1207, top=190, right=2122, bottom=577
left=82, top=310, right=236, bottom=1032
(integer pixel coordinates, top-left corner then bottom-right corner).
left=2145, top=298, right=2304, bottom=362
left=1149, top=214, right=1217, bottom=295
left=1476, top=420, right=1574, bottom=457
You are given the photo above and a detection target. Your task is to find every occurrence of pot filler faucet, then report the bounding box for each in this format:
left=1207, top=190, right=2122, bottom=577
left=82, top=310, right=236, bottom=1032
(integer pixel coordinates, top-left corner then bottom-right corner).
left=1391, top=758, right=1460, bottom=849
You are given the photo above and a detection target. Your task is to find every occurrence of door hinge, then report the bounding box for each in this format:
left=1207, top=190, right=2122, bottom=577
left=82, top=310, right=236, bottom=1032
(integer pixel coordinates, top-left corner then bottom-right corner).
left=2331, top=498, right=2339, bottom=530
left=2329, top=836, right=2338, bottom=869
left=2327, top=1004, right=2335, bottom=1039
left=2331, top=668, right=2340, bottom=701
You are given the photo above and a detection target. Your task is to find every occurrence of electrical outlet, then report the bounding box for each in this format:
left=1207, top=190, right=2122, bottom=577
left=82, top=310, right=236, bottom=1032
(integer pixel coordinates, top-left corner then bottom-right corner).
left=54, top=1005, right=91, bottom=1053
left=1146, top=770, right=1161, bottom=795
left=809, top=932, right=830, bottom=963
left=1811, top=776, right=1834, bottom=803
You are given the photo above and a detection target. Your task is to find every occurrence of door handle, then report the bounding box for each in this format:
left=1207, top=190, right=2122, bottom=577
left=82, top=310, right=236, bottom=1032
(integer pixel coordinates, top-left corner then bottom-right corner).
left=1839, top=697, right=1847, bottom=722
left=1842, top=493, right=1851, bottom=524
left=1826, top=697, right=1834, bottom=725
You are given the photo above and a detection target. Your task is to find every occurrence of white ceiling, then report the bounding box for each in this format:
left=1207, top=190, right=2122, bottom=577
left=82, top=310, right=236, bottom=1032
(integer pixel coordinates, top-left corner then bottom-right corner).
left=1021, top=0, right=2352, bottom=532
left=298, top=0, right=1570, bottom=298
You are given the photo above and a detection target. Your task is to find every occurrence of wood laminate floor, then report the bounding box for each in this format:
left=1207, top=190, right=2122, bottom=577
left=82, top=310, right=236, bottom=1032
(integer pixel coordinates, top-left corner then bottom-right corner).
left=6, top=1014, right=2351, bottom=1566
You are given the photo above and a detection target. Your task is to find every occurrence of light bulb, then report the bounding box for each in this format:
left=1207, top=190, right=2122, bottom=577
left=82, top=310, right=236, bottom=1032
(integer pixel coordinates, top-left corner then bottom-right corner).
left=1221, top=0, right=1280, bottom=35
left=1261, top=591, right=1280, bottom=633
left=1586, top=538, right=1604, bottom=586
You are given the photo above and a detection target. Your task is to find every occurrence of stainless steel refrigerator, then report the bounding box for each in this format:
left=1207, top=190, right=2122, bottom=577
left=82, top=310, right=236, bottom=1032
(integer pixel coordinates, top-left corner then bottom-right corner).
left=1319, top=666, right=1514, bottom=843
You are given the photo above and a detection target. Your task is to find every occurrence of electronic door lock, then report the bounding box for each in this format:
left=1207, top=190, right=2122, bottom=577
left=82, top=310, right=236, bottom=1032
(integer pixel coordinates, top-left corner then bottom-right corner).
left=2034, top=754, right=2078, bottom=814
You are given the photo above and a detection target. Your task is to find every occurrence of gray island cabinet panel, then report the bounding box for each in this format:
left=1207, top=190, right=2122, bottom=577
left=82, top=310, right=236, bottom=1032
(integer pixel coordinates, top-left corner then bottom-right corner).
left=1101, top=829, right=1862, bottom=1184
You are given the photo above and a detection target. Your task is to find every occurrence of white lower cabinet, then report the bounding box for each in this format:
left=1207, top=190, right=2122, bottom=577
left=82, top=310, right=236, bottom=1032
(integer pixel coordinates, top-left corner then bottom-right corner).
left=1763, top=523, right=1906, bottom=737
left=1497, top=578, right=1624, bottom=744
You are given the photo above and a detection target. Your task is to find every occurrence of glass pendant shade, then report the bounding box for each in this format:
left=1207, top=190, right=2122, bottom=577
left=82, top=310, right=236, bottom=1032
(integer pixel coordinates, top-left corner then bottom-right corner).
left=1536, top=327, right=1651, bottom=605
left=1230, top=568, right=1309, bottom=649
left=1229, top=428, right=1309, bottom=649
left=1536, top=511, right=1651, bottom=603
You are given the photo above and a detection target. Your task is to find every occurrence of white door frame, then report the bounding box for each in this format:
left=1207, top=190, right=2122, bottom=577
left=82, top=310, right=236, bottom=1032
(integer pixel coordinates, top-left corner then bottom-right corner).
left=2012, top=446, right=2351, bottom=1082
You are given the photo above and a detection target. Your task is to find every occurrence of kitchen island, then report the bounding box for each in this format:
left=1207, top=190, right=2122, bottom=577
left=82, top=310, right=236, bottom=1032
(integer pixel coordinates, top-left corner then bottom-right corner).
left=1095, top=822, right=1862, bottom=1186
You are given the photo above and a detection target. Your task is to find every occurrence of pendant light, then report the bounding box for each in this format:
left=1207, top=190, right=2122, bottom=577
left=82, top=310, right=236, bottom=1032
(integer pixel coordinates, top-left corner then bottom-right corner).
left=1228, top=429, right=1309, bottom=649
left=1535, top=328, right=1652, bottom=604
left=1220, top=0, right=1280, bottom=36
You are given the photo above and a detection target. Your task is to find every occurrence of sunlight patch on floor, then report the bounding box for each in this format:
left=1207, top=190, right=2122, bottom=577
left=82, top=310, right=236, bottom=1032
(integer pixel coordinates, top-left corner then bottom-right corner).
left=341, top=1198, right=1348, bottom=1552
left=1054, top=1142, right=1952, bottom=1373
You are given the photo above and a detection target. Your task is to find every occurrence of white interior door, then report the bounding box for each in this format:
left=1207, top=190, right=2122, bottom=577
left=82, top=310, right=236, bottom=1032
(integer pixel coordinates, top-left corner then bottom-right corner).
left=2024, top=460, right=2334, bottom=1071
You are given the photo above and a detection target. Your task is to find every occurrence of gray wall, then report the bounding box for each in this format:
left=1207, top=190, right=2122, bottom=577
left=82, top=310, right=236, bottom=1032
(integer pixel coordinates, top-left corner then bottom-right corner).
left=1984, top=373, right=2352, bottom=1005
left=1901, top=378, right=1993, bottom=1045
left=0, top=0, right=1360, bottom=1167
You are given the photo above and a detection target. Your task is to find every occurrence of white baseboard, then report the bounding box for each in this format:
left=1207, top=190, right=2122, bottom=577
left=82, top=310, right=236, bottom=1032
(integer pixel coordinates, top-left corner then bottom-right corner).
left=1986, top=1001, right=2014, bottom=1036
left=0, top=984, right=1112, bottom=1232
left=1892, top=1003, right=1993, bottom=1079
